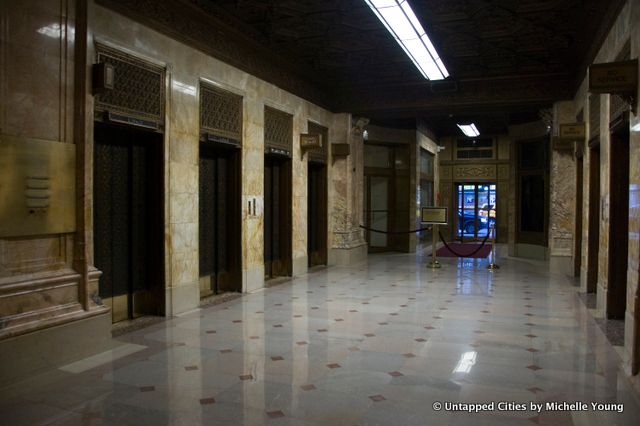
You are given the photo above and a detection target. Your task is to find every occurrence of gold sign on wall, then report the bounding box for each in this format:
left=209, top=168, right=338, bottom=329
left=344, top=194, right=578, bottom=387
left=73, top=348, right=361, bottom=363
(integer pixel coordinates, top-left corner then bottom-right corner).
left=589, top=59, right=638, bottom=93
left=559, top=123, right=585, bottom=139
left=0, top=135, right=76, bottom=237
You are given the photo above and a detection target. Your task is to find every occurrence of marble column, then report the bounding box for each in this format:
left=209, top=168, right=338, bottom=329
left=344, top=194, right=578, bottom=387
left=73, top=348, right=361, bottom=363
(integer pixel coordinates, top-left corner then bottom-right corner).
left=329, top=114, right=367, bottom=265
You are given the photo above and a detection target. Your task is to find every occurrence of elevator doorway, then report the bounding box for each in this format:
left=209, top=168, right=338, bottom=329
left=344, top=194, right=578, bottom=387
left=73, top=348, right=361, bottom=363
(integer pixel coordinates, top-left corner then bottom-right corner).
left=455, top=183, right=496, bottom=241
left=199, top=142, right=241, bottom=297
left=587, top=144, right=600, bottom=294
left=93, top=122, right=164, bottom=324
left=308, top=161, right=327, bottom=267
left=264, top=154, right=292, bottom=279
left=607, top=115, right=629, bottom=319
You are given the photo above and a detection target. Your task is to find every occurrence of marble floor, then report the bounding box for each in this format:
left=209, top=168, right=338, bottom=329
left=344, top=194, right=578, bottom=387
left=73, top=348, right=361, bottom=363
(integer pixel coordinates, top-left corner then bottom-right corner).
left=2, top=248, right=640, bottom=425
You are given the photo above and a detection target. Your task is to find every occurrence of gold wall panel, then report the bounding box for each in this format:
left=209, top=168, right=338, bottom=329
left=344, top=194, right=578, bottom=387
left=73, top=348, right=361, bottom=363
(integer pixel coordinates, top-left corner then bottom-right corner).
left=453, top=164, right=496, bottom=180
left=0, top=135, right=76, bottom=237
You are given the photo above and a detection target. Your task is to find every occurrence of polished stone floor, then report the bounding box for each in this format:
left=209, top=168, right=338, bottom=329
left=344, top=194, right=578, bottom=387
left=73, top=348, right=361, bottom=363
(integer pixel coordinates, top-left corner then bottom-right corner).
left=2, top=248, right=640, bottom=425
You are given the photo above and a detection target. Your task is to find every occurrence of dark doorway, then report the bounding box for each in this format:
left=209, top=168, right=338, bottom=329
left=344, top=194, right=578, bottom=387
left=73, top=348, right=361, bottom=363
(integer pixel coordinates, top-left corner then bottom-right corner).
left=93, top=122, right=164, bottom=324
left=308, top=161, right=327, bottom=267
left=587, top=144, right=600, bottom=294
left=516, top=137, right=549, bottom=246
left=574, top=153, right=584, bottom=277
left=264, top=154, right=292, bottom=279
left=199, top=142, right=241, bottom=297
left=606, top=114, right=629, bottom=319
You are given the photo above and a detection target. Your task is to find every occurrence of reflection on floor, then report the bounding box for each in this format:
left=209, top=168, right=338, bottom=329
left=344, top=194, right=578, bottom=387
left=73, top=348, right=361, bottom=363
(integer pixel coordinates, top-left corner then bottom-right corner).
left=2, top=248, right=639, bottom=425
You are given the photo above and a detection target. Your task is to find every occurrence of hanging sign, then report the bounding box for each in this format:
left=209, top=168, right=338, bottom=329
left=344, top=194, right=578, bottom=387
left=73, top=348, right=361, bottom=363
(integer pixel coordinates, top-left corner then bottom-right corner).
left=589, top=59, right=637, bottom=93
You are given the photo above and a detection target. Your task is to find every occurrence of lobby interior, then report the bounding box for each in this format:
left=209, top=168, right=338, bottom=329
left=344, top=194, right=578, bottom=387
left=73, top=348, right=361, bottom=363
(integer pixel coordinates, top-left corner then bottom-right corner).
left=1, top=0, right=640, bottom=424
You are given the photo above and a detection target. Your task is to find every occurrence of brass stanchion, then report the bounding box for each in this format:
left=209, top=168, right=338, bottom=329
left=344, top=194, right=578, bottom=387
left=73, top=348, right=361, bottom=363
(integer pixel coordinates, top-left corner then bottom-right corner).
left=428, top=224, right=441, bottom=269
left=487, top=222, right=500, bottom=270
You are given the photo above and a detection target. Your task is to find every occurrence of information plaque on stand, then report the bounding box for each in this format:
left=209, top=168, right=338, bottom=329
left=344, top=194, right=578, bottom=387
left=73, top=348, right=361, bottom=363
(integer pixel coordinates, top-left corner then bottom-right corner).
left=420, top=207, right=448, bottom=268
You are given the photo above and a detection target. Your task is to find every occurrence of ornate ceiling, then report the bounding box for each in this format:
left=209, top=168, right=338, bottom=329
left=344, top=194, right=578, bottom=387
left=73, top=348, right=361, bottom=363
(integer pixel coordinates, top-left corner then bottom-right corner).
left=98, top=0, right=625, bottom=135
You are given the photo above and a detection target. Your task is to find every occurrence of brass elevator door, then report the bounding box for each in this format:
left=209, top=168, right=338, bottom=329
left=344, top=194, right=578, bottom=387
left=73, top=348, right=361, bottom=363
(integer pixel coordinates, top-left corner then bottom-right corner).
left=199, top=143, right=241, bottom=295
left=264, top=155, right=292, bottom=279
left=94, top=122, right=164, bottom=323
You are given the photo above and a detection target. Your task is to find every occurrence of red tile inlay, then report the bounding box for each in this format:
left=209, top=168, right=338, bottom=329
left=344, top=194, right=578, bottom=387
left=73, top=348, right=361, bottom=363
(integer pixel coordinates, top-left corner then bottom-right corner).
left=255, top=311, right=264, bottom=314
left=362, top=302, right=370, bottom=305
left=220, top=349, right=232, bottom=354
left=388, top=371, right=403, bottom=377
left=348, top=347, right=360, bottom=351
left=300, top=384, right=316, bottom=391
left=250, top=336, right=260, bottom=340
left=185, top=366, right=199, bottom=371
left=139, top=386, right=155, bottom=392
left=273, top=324, right=283, bottom=328
left=349, top=310, right=358, bottom=313
left=525, top=334, right=538, bottom=338
left=528, top=415, right=540, bottom=424
left=317, top=329, right=328, bottom=332
left=206, top=330, right=217, bottom=334
left=239, top=374, right=254, bottom=380
left=199, top=397, right=216, bottom=405
left=524, top=313, right=534, bottom=316
left=294, top=315, right=303, bottom=318
left=424, top=326, right=435, bottom=330
left=524, top=322, right=536, bottom=326
left=527, top=387, right=544, bottom=394
left=390, top=313, right=399, bottom=316
left=526, top=365, right=542, bottom=371
left=433, top=316, right=442, bottom=319
left=327, top=363, right=341, bottom=369
left=311, top=307, right=319, bottom=310
left=271, top=356, right=284, bottom=361
left=335, top=318, right=344, bottom=322
left=274, top=303, right=282, bottom=306
left=400, top=304, right=408, bottom=307
left=481, top=310, right=490, bottom=313
left=369, top=395, right=386, bottom=402
left=403, top=353, right=416, bottom=358
left=378, top=322, right=388, bottom=325
left=474, top=330, right=485, bottom=334
left=415, top=338, right=427, bottom=342
left=364, top=333, right=375, bottom=337
left=296, top=341, right=308, bottom=345
left=267, top=410, right=285, bottom=419
left=233, top=320, right=242, bottom=323
left=526, top=348, right=539, bottom=353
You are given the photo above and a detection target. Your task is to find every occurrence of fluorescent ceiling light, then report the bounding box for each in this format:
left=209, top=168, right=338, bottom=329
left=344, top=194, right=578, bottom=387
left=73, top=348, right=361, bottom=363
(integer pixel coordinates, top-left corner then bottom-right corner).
left=457, top=123, right=480, bottom=137
left=364, top=0, right=449, bottom=80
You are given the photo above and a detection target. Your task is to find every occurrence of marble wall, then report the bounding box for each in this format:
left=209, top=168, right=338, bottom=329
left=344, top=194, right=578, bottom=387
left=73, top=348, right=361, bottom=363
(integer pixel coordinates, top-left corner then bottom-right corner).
left=88, top=2, right=350, bottom=316
left=549, top=101, right=577, bottom=257
left=0, top=0, right=108, bottom=338
left=571, top=0, right=640, bottom=386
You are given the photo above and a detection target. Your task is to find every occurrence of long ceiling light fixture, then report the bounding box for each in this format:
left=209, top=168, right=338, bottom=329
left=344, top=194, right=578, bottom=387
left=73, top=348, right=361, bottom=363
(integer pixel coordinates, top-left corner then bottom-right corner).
left=363, top=0, right=449, bottom=80
left=457, top=123, right=480, bottom=137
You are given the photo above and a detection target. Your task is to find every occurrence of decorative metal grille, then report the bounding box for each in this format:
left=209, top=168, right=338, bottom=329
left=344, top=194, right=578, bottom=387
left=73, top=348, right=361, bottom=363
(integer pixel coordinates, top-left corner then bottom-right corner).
left=307, top=122, right=327, bottom=163
left=610, top=94, right=628, bottom=121
left=95, top=44, right=165, bottom=124
left=264, top=106, right=292, bottom=155
left=589, top=94, right=600, bottom=137
left=200, top=84, right=242, bottom=143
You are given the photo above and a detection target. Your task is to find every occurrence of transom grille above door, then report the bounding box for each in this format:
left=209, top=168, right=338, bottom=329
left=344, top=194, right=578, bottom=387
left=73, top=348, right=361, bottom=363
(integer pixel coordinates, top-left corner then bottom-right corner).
left=94, top=44, right=165, bottom=126
left=200, top=84, right=243, bottom=144
left=264, top=106, right=292, bottom=156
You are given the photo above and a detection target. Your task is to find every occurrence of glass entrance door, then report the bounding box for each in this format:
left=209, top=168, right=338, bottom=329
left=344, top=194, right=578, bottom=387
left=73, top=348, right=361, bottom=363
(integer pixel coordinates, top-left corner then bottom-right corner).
left=456, top=183, right=496, bottom=240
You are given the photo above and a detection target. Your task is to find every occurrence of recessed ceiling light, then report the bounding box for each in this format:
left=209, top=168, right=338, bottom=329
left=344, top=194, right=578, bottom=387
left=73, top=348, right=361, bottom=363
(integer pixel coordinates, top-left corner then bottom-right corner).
left=457, top=123, right=480, bottom=137
left=363, top=0, right=449, bottom=80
